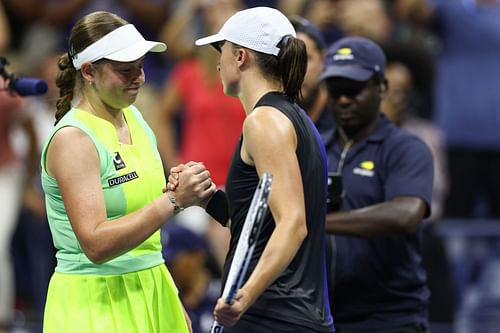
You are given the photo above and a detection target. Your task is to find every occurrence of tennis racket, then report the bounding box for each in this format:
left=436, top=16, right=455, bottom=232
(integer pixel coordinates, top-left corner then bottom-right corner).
left=210, top=172, right=273, bottom=333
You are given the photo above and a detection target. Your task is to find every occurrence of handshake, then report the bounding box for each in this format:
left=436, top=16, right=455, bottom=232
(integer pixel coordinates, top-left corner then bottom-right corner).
left=166, top=161, right=229, bottom=226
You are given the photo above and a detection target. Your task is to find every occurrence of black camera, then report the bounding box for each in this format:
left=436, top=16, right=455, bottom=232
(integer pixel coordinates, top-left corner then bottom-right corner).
left=327, top=172, right=344, bottom=212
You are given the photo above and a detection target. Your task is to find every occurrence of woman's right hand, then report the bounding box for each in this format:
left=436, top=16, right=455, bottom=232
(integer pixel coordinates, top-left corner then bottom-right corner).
left=167, top=161, right=216, bottom=209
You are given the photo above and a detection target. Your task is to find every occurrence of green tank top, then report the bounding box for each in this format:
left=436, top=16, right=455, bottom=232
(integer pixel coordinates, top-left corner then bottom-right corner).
left=41, top=106, right=165, bottom=275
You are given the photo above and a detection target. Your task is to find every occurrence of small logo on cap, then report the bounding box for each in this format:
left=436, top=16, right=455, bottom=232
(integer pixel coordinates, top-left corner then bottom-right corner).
left=334, top=47, right=354, bottom=61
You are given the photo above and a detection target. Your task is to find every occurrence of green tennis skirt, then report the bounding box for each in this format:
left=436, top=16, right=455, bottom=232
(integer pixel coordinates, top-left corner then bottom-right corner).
left=43, top=264, right=189, bottom=333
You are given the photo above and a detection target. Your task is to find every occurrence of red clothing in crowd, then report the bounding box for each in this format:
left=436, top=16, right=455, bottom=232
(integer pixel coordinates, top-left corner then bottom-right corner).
left=172, top=59, right=245, bottom=186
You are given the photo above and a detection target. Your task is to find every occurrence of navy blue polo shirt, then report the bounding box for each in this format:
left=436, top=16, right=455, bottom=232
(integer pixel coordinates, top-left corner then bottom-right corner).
left=325, top=114, right=433, bottom=331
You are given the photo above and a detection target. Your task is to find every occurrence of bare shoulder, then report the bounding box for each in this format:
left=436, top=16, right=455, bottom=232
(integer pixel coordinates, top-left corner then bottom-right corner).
left=48, top=126, right=95, bottom=155
left=242, top=106, right=297, bottom=164
left=243, top=106, right=294, bottom=140
left=46, top=126, right=98, bottom=178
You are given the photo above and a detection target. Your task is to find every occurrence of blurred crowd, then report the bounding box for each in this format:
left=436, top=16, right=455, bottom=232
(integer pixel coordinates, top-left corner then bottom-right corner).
left=1, top=0, right=499, bottom=332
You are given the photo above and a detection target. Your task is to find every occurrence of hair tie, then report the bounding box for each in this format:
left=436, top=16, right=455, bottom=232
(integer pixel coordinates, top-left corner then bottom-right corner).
left=281, top=35, right=293, bottom=47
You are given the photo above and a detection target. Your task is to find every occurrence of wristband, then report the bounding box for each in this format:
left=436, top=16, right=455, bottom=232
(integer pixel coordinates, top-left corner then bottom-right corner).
left=206, top=189, right=229, bottom=226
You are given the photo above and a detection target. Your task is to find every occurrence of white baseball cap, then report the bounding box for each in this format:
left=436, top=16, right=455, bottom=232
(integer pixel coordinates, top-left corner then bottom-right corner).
left=195, top=7, right=296, bottom=56
left=72, top=24, right=166, bottom=70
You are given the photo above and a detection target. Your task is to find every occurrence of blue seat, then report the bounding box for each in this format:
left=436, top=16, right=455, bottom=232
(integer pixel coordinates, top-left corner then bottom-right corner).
left=455, top=258, right=500, bottom=333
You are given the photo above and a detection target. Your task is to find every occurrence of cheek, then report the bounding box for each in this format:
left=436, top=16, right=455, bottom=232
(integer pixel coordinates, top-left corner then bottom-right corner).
left=219, top=61, right=239, bottom=96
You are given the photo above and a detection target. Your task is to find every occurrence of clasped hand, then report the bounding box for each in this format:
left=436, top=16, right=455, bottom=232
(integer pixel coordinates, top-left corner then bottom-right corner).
left=166, top=161, right=216, bottom=209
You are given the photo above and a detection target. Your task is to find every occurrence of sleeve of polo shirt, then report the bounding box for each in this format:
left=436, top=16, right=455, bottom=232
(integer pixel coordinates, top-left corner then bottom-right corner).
left=384, top=135, right=434, bottom=217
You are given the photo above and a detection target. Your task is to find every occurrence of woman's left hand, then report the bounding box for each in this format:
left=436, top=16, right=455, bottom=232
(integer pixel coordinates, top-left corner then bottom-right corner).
left=213, top=288, right=252, bottom=327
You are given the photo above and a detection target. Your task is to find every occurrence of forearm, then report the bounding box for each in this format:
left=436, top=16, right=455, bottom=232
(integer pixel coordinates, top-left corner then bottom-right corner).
left=326, top=198, right=425, bottom=238
left=159, top=0, right=197, bottom=59
left=120, top=0, right=169, bottom=28
left=80, top=194, right=175, bottom=264
left=41, top=0, right=88, bottom=27
left=241, top=219, right=306, bottom=305
left=394, top=0, right=434, bottom=25
left=155, top=116, right=178, bottom=170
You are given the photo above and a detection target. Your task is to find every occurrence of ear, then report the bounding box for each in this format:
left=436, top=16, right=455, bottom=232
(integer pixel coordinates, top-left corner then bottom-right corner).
left=379, top=78, right=388, bottom=95
left=80, top=62, right=95, bottom=83
left=236, top=47, right=251, bottom=70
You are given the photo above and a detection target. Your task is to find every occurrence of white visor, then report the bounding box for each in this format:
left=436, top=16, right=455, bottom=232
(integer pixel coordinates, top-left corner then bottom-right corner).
left=72, top=24, right=166, bottom=70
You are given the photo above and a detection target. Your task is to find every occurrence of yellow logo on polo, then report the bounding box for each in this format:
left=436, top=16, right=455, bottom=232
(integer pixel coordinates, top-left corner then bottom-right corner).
left=360, top=161, right=375, bottom=170
left=353, top=160, right=375, bottom=177
left=337, top=48, right=353, bottom=55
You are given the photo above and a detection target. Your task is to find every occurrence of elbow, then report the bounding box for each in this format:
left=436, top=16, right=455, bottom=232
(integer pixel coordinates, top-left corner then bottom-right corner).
left=84, top=249, right=107, bottom=265
left=296, top=222, right=308, bottom=243
left=81, top=243, right=111, bottom=265
left=282, top=217, right=308, bottom=245
left=399, top=215, right=421, bottom=234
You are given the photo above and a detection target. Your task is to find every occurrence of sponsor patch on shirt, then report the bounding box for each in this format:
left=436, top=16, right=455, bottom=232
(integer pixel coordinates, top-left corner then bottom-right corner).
left=108, top=171, right=139, bottom=187
left=353, top=160, right=375, bottom=177
left=113, top=152, right=126, bottom=170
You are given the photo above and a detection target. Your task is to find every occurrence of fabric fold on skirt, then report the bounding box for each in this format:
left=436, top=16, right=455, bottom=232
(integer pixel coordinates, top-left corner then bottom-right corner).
left=43, top=264, right=188, bottom=333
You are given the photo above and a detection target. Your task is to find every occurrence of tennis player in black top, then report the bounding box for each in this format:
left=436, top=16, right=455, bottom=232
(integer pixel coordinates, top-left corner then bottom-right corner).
left=193, top=6, right=335, bottom=333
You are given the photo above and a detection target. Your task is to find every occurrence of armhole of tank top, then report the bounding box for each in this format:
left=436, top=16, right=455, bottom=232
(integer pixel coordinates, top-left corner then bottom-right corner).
left=41, top=122, right=102, bottom=177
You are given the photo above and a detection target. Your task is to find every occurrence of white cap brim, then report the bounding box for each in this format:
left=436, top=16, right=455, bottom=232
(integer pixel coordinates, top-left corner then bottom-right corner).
left=195, top=34, right=224, bottom=47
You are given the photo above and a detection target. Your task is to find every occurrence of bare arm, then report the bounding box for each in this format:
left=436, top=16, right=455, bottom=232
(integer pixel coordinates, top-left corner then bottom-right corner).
left=119, top=0, right=170, bottom=31
left=277, top=0, right=308, bottom=16
left=326, top=196, right=427, bottom=238
left=158, top=0, right=199, bottom=60
left=46, top=126, right=215, bottom=264
left=154, top=79, right=181, bottom=172
left=214, top=106, right=308, bottom=325
left=0, top=1, right=10, bottom=51
left=39, top=0, right=89, bottom=27
left=19, top=114, right=38, bottom=189
left=393, top=0, right=435, bottom=25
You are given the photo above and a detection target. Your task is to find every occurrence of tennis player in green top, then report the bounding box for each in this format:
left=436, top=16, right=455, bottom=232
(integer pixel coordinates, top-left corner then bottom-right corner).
left=40, top=11, right=215, bottom=333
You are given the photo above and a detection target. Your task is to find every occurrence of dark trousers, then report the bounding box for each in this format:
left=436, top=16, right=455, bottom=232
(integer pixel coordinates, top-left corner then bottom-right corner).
left=445, top=149, right=500, bottom=218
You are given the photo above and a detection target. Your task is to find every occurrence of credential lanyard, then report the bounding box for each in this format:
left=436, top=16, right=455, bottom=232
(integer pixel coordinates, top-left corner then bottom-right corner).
left=336, top=128, right=353, bottom=174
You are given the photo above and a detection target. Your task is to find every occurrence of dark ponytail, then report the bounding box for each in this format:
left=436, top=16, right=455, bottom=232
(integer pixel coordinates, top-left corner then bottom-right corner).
left=277, top=36, right=307, bottom=102
left=253, top=35, right=307, bottom=102
left=54, top=11, right=128, bottom=124
left=54, top=53, right=76, bottom=124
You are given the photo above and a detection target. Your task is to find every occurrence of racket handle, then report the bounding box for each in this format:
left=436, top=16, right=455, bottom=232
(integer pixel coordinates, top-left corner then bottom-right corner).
left=210, top=320, right=224, bottom=333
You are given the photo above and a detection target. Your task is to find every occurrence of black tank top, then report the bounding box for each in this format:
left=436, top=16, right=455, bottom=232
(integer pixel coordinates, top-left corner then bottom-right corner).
left=224, top=92, right=334, bottom=332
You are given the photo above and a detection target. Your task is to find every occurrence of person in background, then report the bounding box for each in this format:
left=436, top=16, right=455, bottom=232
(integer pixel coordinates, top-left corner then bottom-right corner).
left=0, top=77, right=38, bottom=332
left=395, top=0, right=500, bottom=218
left=289, top=15, right=335, bottom=142
left=41, top=11, right=215, bottom=333
left=382, top=61, right=454, bottom=326
left=162, top=222, right=220, bottom=333
left=191, top=6, right=334, bottom=333
left=321, top=36, right=433, bottom=333
left=382, top=61, right=447, bottom=221
left=155, top=0, right=244, bottom=269
left=10, top=52, right=60, bottom=331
